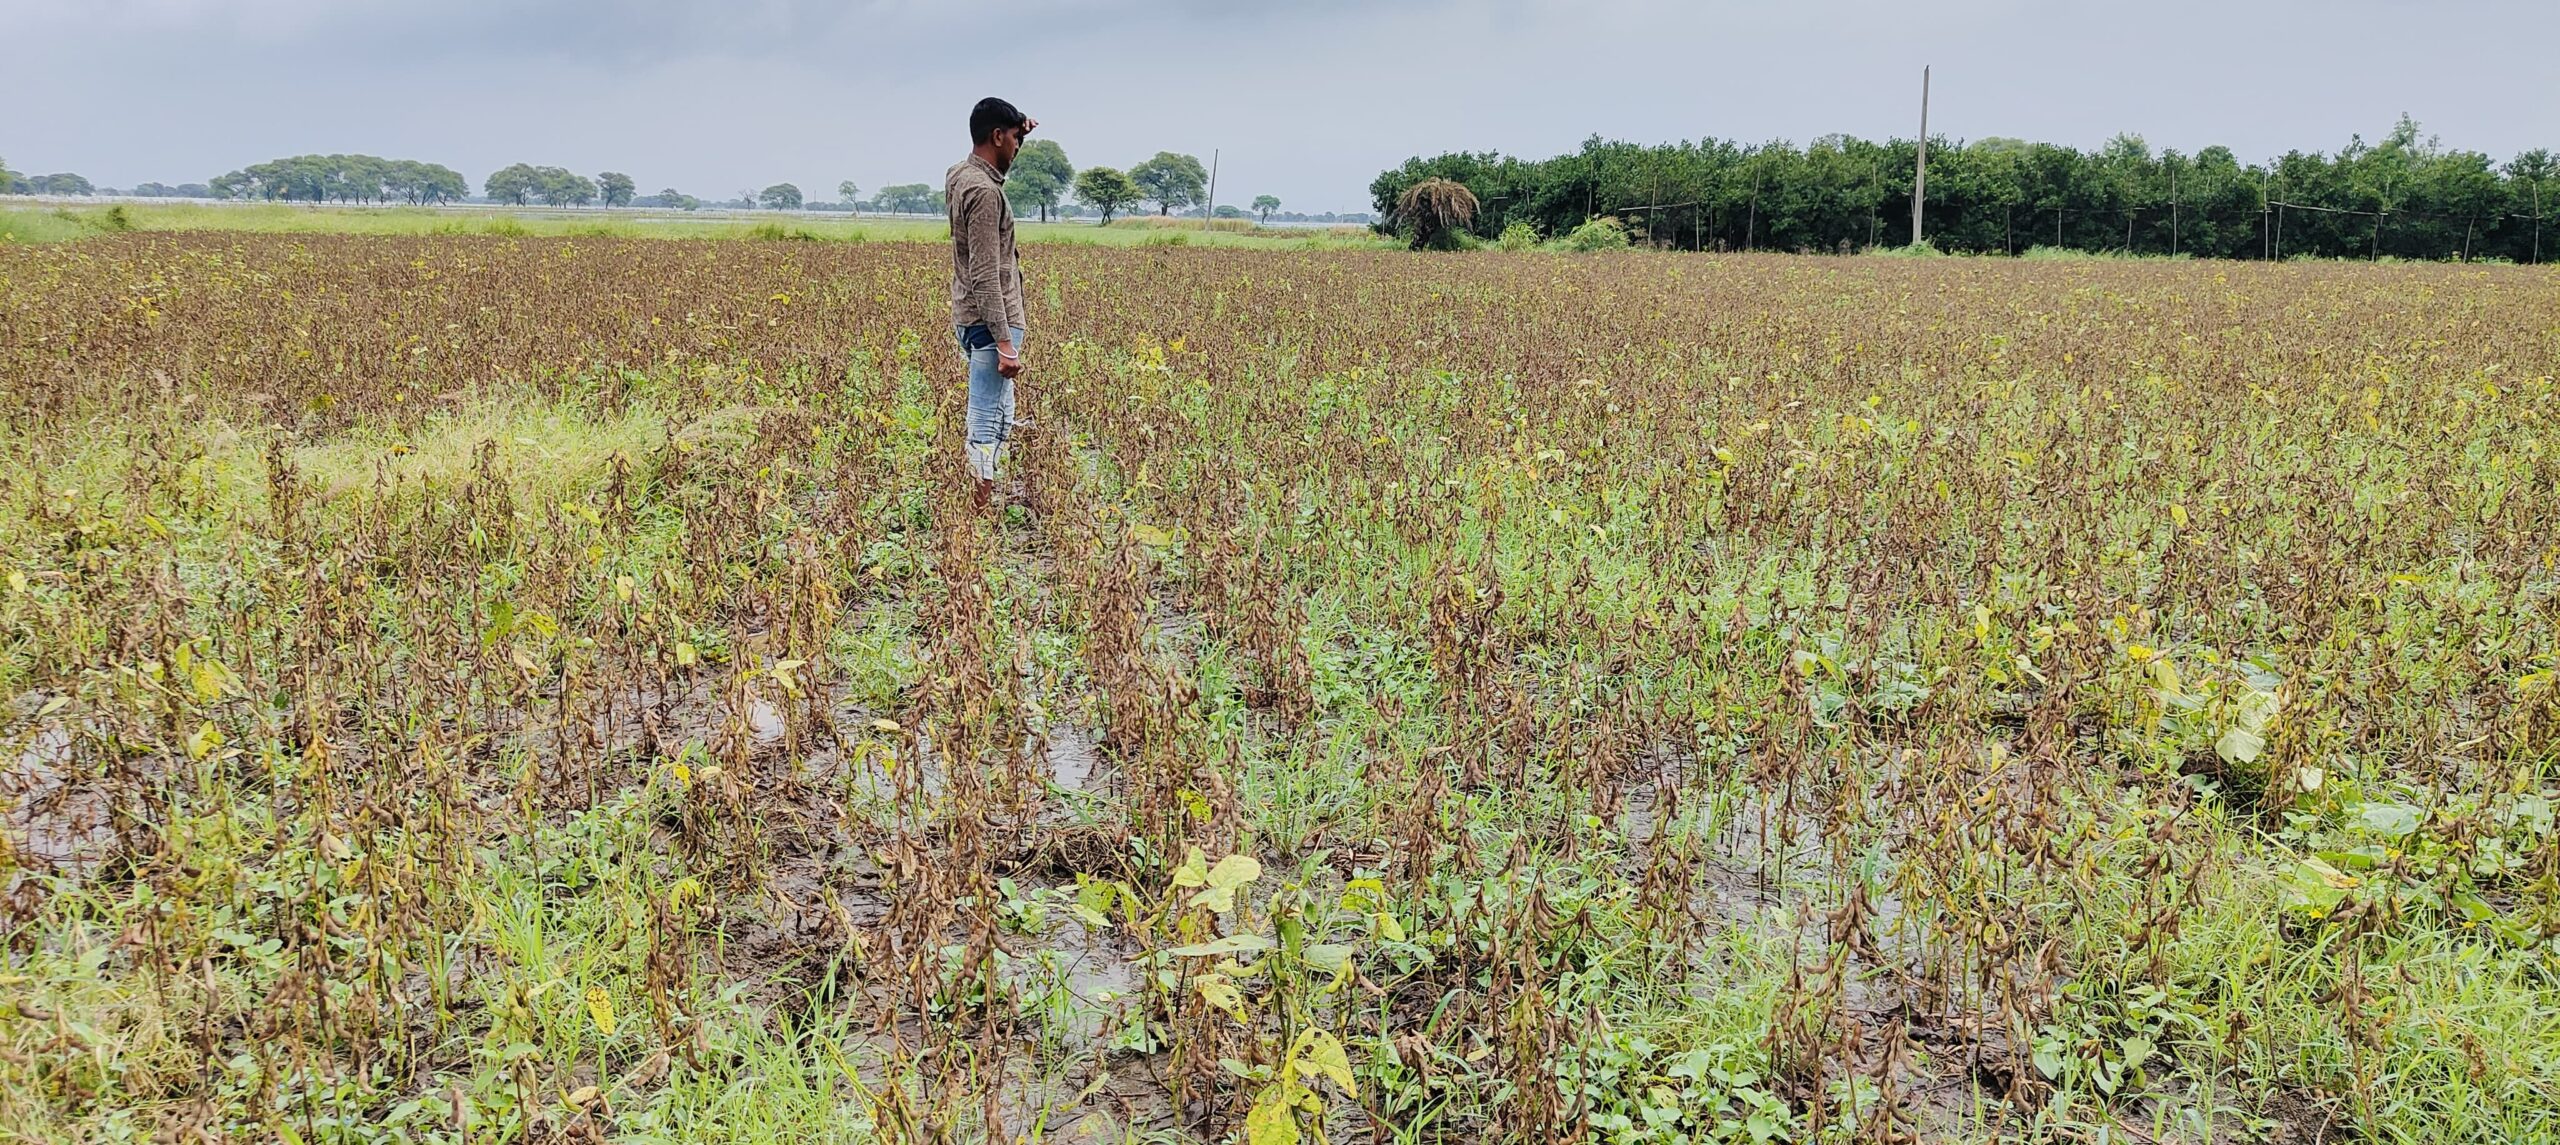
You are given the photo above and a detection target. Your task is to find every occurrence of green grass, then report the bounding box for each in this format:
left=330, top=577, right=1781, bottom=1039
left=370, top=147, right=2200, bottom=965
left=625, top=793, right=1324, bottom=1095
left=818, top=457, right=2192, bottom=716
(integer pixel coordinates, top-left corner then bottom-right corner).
left=0, top=200, right=1392, bottom=250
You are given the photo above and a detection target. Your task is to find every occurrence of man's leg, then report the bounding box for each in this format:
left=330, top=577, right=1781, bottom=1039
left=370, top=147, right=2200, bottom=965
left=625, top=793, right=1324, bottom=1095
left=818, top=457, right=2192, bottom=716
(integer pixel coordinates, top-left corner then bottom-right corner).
left=959, top=325, right=1005, bottom=507
left=997, top=325, right=1024, bottom=481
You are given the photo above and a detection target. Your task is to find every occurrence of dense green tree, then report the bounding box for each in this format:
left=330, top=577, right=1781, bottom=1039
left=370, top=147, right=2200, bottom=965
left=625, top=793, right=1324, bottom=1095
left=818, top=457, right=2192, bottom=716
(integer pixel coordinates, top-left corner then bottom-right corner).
left=1072, top=166, right=1141, bottom=222
left=1006, top=139, right=1074, bottom=222
left=760, top=183, right=803, bottom=211
left=598, top=172, right=636, bottom=208
left=484, top=164, right=541, bottom=206
left=209, top=155, right=451, bottom=204
left=838, top=181, right=860, bottom=211
left=1130, top=152, right=1207, bottom=216
left=24, top=172, right=94, bottom=196
left=876, top=183, right=934, bottom=215
left=533, top=168, right=597, bottom=207
left=1370, top=117, right=2555, bottom=261
left=382, top=160, right=467, bottom=205
left=1252, top=194, right=1280, bottom=223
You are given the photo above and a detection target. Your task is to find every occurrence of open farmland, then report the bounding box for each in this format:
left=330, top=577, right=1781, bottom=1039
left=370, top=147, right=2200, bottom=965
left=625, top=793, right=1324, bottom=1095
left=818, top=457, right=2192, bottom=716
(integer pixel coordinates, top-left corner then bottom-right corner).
left=2, top=234, right=2557, bottom=1143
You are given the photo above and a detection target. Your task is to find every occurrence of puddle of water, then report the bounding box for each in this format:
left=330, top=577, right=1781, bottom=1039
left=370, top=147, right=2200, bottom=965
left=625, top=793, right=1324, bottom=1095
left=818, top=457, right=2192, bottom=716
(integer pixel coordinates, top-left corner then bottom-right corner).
left=746, top=698, right=788, bottom=748
left=3, top=720, right=120, bottom=879
left=1045, top=725, right=1098, bottom=793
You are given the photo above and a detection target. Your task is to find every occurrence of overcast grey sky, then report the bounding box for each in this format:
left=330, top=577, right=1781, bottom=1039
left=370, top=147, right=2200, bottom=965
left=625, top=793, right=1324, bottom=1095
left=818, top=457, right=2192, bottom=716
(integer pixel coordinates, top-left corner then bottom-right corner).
left=9, top=0, right=2553, bottom=213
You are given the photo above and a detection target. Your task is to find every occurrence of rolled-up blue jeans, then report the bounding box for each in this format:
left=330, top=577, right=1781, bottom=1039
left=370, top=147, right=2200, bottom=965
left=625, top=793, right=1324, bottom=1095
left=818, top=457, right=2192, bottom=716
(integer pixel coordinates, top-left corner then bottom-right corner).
left=955, top=323, right=1024, bottom=481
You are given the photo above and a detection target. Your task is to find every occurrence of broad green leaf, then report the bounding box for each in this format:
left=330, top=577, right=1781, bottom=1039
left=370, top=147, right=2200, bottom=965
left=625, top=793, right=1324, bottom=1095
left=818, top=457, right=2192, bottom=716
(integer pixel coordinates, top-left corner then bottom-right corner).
left=1207, top=853, right=1262, bottom=891
left=1303, top=944, right=1354, bottom=972
left=1168, top=933, right=1273, bottom=958
left=2237, top=688, right=2281, bottom=733
left=2356, top=801, right=2422, bottom=839
left=2119, top=1035, right=2154, bottom=1071
left=2215, top=727, right=2264, bottom=765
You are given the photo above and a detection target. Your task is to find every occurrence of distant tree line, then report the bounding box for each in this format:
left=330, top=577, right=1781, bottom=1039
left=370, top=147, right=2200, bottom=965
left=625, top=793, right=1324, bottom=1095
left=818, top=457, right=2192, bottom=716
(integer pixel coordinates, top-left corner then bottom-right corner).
left=1372, top=117, right=2560, bottom=262
left=1, top=157, right=96, bottom=197
left=5, top=143, right=1333, bottom=230
left=209, top=155, right=471, bottom=204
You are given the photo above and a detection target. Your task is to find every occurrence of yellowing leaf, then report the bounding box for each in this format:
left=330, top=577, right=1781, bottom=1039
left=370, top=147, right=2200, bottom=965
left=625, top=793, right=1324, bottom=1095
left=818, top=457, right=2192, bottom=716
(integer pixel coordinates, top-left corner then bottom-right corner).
left=1207, top=853, right=1262, bottom=891
left=584, top=985, right=616, bottom=1036
left=2301, top=856, right=2359, bottom=890
left=1244, top=1095, right=1302, bottom=1145
left=2170, top=503, right=2189, bottom=527
left=1171, top=846, right=1210, bottom=889
left=1195, top=972, right=1244, bottom=1019
left=186, top=721, right=225, bottom=760
left=2150, top=658, right=2183, bottom=697
left=1187, top=853, right=1262, bottom=913
left=1292, top=1029, right=1358, bottom=1097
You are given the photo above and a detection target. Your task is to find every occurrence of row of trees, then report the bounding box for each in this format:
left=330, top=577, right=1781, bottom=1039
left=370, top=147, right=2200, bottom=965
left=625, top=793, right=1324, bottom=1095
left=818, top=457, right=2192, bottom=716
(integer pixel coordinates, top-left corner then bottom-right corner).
left=483, top=165, right=636, bottom=208
left=3, top=172, right=94, bottom=196
left=1372, top=117, right=2560, bottom=261
left=841, top=147, right=1235, bottom=224
left=2, top=158, right=210, bottom=199
left=9, top=147, right=1299, bottom=227
left=209, top=155, right=471, bottom=204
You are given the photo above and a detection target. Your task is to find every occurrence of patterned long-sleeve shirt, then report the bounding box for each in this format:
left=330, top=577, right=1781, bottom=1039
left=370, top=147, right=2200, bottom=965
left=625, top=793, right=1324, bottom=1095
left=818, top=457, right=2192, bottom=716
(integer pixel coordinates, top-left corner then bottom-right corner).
left=946, top=155, right=1026, bottom=335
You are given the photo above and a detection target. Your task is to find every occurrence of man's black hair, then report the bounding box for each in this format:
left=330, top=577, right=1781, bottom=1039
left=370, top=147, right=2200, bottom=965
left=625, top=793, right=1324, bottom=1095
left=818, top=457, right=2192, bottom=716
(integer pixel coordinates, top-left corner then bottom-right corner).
left=970, top=97, right=1028, bottom=146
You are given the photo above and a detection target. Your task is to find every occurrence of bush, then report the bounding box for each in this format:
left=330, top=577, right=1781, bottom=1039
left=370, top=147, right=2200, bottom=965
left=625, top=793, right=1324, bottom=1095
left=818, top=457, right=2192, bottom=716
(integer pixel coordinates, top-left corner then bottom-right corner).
left=1558, top=216, right=1629, bottom=252
left=1495, top=222, right=1541, bottom=251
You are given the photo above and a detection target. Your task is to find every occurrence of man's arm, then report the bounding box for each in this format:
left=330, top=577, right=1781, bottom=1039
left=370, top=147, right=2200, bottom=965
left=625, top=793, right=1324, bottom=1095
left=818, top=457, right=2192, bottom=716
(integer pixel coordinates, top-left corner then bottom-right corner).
left=959, top=183, right=1020, bottom=375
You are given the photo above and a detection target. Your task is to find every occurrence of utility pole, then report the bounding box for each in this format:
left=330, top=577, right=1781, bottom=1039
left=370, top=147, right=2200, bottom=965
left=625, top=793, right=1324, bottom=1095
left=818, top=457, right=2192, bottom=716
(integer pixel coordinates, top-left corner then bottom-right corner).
left=1205, top=149, right=1218, bottom=223
left=2169, top=165, right=2179, bottom=254
left=1911, top=65, right=1930, bottom=246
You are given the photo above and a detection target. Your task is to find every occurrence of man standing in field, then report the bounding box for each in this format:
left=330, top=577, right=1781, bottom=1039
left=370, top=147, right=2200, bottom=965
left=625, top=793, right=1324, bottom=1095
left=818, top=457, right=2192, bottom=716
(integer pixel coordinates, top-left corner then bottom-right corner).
left=948, top=97, right=1037, bottom=512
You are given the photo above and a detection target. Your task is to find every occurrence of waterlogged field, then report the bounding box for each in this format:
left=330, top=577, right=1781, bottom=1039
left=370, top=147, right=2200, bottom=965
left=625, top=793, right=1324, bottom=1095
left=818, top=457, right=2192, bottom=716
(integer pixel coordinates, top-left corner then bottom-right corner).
left=0, top=234, right=2556, bottom=1144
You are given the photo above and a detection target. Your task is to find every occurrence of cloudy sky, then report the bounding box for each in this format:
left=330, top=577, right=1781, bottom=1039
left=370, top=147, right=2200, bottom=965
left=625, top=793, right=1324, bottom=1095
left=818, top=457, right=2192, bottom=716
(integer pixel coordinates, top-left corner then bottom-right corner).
left=9, top=0, right=2552, bottom=213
